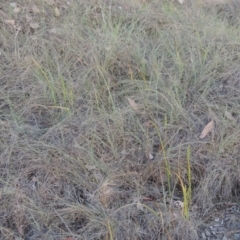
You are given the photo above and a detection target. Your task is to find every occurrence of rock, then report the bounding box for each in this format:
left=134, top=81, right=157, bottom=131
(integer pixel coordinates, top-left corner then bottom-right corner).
left=205, top=230, right=211, bottom=237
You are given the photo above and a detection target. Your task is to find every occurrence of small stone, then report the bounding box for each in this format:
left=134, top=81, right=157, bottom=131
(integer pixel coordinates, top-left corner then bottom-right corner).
left=222, top=236, right=227, bottom=240
left=234, top=233, right=240, bottom=240
left=201, top=232, right=206, bottom=239
left=217, top=233, right=224, bottom=238
left=214, top=218, right=220, bottom=222
left=10, top=2, right=17, bottom=8
left=205, top=230, right=211, bottom=237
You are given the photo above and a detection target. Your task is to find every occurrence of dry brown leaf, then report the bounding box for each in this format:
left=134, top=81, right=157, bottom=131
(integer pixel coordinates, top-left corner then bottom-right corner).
left=200, top=120, right=214, bottom=139
left=127, top=97, right=139, bottom=111
left=4, top=19, right=15, bottom=25
left=54, top=7, right=60, bottom=17
left=99, top=182, right=113, bottom=207
left=225, top=111, right=236, bottom=123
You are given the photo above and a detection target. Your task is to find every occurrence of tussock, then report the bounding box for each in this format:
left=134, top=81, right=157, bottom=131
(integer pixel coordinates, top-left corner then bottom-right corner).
left=0, top=0, right=240, bottom=239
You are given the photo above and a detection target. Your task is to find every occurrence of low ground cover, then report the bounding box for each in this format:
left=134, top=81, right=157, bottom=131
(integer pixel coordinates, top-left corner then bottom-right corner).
left=0, top=0, right=240, bottom=239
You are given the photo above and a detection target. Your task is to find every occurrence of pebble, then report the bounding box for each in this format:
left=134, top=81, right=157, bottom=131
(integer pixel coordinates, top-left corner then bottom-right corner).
left=205, top=230, right=211, bottom=237
left=201, top=232, right=206, bottom=239
left=234, top=233, right=240, bottom=240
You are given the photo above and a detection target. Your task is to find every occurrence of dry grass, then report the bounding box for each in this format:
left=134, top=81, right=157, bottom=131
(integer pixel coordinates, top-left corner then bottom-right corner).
left=0, top=0, right=240, bottom=239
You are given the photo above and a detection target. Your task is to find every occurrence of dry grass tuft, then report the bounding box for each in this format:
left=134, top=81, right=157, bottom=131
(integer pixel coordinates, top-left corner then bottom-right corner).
left=0, top=0, right=240, bottom=239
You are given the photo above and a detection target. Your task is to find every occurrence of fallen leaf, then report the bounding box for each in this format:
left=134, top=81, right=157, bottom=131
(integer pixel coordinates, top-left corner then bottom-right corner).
left=142, top=196, right=153, bottom=201
left=200, top=120, right=214, bottom=139
left=4, top=19, right=15, bottom=25
left=45, top=0, right=55, bottom=6
left=32, top=5, right=40, bottom=14
left=99, top=181, right=113, bottom=207
left=13, top=7, right=21, bottom=13
left=225, top=111, right=236, bottom=123
left=54, top=7, right=60, bottom=17
left=127, top=98, right=139, bottom=111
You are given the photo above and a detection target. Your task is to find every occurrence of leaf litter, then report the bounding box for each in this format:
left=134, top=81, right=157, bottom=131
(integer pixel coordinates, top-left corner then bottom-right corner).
left=127, top=97, right=139, bottom=111
left=200, top=120, right=214, bottom=139
left=54, top=7, right=60, bottom=17
left=1, top=1, right=240, bottom=239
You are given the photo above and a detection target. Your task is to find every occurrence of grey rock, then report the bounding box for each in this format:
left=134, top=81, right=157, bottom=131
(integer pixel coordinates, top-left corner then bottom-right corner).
left=205, top=230, right=211, bottom=237
left=234, top=233, right=240, bottom=240
left=201, top=232, right=206, bottom=239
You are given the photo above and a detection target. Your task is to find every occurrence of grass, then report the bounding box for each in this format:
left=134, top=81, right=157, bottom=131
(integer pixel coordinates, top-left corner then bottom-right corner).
left=1, top=0, right=240, bottom=239
left=176, top=146, right=192, bottom=219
